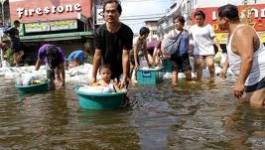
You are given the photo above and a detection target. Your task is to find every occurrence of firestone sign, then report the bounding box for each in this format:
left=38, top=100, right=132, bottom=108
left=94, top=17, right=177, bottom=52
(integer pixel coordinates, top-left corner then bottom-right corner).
left=17, top=3, right=82, bottom=19
left=9, top=0, right=92, bottom=23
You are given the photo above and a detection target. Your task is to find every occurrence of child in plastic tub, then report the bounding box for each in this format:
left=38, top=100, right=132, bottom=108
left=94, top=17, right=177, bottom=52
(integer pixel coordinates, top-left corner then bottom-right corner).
left=78, top=64, right=129, bottom=107
left=93, top=64, right=121, bottom=93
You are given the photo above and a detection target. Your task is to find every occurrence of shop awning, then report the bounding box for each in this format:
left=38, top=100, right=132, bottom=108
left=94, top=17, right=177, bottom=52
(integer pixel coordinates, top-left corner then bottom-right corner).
left=20, top=31, right=94, bottom=42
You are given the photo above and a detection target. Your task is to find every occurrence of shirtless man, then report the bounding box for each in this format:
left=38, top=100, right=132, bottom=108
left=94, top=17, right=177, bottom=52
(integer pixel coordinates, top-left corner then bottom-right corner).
left=218, top=4, right=265, bottom=108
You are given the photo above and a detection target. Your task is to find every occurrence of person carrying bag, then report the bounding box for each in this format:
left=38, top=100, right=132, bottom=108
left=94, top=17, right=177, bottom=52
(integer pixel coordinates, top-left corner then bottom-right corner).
left=163, top=15, right=192, bottom=86
left=163, top=30, right=183, bottom=56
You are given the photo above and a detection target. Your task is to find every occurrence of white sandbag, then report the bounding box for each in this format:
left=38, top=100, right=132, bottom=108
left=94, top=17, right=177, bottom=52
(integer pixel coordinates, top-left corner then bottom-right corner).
left=16, top=72, right=47, bottom=86
left=78, top=85, right=115, bottom=94
left=1, top=60, right=10, bottom=68
left=163, top=72, right=172, bottom=79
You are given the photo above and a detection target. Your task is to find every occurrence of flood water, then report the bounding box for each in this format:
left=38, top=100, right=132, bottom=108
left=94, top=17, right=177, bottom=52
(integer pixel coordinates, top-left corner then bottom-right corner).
left=1, top=77, right=265, bottom=149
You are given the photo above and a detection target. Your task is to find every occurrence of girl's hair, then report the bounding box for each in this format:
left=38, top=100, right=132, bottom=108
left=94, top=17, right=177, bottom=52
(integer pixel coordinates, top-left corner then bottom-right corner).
left=99, top=64, right=112, bottom=73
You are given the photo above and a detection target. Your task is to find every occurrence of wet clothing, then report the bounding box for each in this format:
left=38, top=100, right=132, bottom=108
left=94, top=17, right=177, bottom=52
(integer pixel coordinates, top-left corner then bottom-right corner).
left=245, top=77, right=265, bottom=92
left=4, top=27, right=22, bottom=53
left=38, top=44, right=65, bottom=71
left=171, top=53, right=191, bottom=72
left=94, top=23, right=133, bottom=79
left=227, top=24, right=265, bottom=92
left=170, top=30, right=191, bottom=72
left=38, top=44, right=64, bottom=67
left=38, top=44, right=65, bottom=89
left=67, top=50, right=85, bottom=62
left=177, top=30, right=190, bottom=56
left=147, top=39, right=158, bottom=55
left=189, top=24, right=215, bottom=56
left=132, top=36, right=146, bottom=66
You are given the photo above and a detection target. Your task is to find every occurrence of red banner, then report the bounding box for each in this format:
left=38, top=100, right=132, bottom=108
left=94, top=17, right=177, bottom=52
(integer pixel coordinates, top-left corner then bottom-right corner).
left=193, top=4, right=265, bottom=32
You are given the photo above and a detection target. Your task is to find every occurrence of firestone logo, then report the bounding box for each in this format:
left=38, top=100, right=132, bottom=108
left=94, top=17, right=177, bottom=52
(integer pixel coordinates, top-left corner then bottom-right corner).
left=16, top=3, right=82, bottom=19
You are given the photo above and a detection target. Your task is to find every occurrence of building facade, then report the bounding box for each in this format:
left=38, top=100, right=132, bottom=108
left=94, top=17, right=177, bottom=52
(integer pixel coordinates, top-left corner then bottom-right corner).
left=145, top=20, right=159, bottom=40
left=157, top=2, right=180, bottom=38
left=8, top=0, right=94, bottom=64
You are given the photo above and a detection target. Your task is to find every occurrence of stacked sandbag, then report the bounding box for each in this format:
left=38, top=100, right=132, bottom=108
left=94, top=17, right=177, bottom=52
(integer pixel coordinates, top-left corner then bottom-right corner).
left=16, top=73, right=47, bottom=86
left=78, top=85, right=116, bottom=94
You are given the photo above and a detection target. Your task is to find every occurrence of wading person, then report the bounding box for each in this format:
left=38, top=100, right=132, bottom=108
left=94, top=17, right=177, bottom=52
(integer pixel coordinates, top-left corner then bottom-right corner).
left=131, top=27, right=151, bottom=83
left=35, top=44, right=65, bottom=90
left=133, top=27, right=151, bottom=70
left=67, top=50, right=85, bottom=69
left=170, top=15, right=192, bottom=86
left=4, top=20, right=24, bottom=66
left=218, top=4, right=265, bottom=107
left=91, top=0, right=133, bottom=88
left=189, top=10, right=216, bottom=80
left=164, top=16, right=191, bottom=86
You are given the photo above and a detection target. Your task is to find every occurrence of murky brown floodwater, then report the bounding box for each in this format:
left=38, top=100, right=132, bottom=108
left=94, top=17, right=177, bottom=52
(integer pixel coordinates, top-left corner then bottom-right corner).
left=0, top=77, right=265, bottom=150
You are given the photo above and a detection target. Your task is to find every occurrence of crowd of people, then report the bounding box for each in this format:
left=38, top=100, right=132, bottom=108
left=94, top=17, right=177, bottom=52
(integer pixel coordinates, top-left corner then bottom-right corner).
left=91, top=0, right=265, bottom=108
left=0, top=0, right=264, bottom=108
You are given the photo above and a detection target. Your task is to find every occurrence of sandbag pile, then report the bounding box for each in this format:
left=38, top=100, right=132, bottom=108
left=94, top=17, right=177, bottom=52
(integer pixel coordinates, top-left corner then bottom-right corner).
left=16, top=73, right=46, bottom=86
left=0, top=63, right=94, bottom=84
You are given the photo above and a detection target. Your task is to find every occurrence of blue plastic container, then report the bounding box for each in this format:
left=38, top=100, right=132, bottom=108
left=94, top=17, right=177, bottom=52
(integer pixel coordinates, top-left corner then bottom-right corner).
left=136, top=67, right=163, bottom=85
left=15, top=82, right=49, bottom=94
left=162, top=59, right=173, bottom=72
left=75, top=87, right=126, bottom=110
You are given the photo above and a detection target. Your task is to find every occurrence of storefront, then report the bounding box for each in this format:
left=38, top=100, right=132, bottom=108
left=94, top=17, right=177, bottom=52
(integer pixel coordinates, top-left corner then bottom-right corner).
left=9, top=0, right=93, bottom=64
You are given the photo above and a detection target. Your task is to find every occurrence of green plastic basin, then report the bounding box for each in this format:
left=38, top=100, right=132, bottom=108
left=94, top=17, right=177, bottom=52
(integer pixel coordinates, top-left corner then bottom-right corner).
left=75, top=87, right=126, bottom=110
left=15, top=82, right=49, bottom=94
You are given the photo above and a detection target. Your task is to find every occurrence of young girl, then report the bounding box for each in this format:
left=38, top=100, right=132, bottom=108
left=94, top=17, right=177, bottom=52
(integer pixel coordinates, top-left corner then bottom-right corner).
left=91, top=64, right=129, bottom=106
left=93, top=64, right=121, bottom=93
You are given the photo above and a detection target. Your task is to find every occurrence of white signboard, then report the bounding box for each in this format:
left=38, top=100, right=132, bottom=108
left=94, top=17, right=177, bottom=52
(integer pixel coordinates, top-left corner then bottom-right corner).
left=96, top=5, right=104, bottom=25
left=25, top=20, right=78, bottom=33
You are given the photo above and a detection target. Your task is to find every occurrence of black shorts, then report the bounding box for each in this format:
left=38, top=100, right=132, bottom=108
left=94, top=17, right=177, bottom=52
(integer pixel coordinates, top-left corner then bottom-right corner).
left=147, top=47, right=154, bottom=55
left=11, top=41, right=22, bottom=53
left=245, top=77, right=265, bottom=92
left=170, top=53, right=191, bottom=72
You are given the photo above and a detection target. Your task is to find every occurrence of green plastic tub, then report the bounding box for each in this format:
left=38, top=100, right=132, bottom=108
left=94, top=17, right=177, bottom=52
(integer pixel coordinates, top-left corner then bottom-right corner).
left=75, top=87, right=126, bottom=110
left=136, top=67, right=163, bottom=85
left=15, top=82, right=49, bottom=94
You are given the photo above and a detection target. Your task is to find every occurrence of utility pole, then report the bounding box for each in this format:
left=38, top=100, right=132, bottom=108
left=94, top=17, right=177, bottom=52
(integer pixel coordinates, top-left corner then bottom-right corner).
left=0, top=0, right=6, bottom=27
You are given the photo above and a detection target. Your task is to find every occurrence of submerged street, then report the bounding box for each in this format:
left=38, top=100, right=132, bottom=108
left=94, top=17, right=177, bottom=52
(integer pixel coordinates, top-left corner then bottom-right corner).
left=1, top=78, right=265, bottom=149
